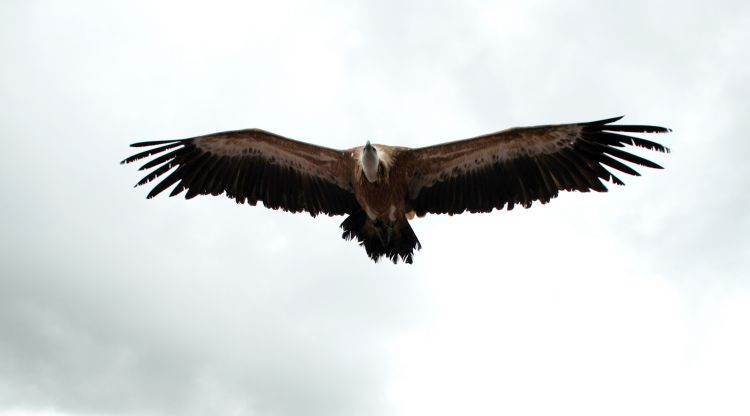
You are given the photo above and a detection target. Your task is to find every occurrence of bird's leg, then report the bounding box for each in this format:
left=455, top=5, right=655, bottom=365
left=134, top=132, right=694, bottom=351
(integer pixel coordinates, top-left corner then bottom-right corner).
left=373, top=219, right=394, bottom=247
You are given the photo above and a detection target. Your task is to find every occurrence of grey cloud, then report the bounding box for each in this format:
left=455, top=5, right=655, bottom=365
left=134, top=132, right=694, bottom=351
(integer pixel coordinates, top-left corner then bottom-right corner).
left=1, top=0, right=749, bottom=415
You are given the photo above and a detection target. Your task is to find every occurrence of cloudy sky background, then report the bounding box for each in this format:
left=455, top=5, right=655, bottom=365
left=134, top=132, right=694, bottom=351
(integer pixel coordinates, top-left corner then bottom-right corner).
left=1, top=0, right=749, bottom=415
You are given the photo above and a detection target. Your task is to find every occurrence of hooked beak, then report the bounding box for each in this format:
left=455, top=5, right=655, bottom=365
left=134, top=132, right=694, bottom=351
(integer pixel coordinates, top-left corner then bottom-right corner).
left=364, top=141, right=374, bottom=152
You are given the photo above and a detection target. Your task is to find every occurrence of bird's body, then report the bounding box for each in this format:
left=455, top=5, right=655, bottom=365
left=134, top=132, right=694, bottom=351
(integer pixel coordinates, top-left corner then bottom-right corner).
left=353, top=144, right=409, bottom=220
left=123, top=116, right=670, bottom=263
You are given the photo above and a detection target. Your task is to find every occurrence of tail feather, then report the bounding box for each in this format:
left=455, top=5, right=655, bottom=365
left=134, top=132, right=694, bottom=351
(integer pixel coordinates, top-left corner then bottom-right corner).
left=341, top=211, right=422, bottom=264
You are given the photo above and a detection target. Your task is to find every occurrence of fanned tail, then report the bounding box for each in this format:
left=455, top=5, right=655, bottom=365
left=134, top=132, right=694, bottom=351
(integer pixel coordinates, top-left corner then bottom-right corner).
left=341, top=211, right=422, bottom=264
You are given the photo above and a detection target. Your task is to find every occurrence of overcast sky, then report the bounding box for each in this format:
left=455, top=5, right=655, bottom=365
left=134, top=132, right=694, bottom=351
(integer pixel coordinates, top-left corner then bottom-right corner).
left=1, top=0, right=749, bottom=415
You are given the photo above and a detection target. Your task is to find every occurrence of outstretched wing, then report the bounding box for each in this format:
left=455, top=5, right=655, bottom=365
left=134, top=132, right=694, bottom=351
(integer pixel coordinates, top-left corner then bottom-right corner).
left=406, top=116, right=670, bottom=216
left=122, top=129, right=360, bottom=216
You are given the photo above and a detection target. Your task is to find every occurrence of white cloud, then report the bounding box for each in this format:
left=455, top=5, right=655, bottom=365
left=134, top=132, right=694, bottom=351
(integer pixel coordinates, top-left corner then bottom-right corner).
left=1, top=0, right=748, bottom=415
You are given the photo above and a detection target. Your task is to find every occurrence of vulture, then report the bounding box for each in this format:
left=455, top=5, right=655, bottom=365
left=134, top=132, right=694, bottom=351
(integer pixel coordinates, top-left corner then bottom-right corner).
left=122, top=116, right=670, bottom=264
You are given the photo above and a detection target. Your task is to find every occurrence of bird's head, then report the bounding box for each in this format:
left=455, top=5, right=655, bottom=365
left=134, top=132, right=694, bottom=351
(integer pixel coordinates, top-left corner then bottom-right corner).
left=360, top=140, right=380, bottom=183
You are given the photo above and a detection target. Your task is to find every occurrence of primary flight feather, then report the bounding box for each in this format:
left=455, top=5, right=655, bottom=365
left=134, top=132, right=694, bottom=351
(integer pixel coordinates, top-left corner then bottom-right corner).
left=122, top=116, right=670, bottom=263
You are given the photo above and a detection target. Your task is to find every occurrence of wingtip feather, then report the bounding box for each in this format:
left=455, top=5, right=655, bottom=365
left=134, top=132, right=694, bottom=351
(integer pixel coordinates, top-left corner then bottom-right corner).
left=130, top=139, right=182, bottom=147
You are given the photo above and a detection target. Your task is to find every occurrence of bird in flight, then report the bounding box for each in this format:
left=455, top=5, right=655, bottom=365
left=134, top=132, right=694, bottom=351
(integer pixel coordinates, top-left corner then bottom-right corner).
left=122, top=116, right=670, bottom=264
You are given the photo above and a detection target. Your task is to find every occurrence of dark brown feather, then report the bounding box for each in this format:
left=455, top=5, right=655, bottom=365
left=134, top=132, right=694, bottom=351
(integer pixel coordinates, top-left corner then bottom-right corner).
left=123, top=129, right=359, bottom=216
left=407, top=117, right=669, bottom=216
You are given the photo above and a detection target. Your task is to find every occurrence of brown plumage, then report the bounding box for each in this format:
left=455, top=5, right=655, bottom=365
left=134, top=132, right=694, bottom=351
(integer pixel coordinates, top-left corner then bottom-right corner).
left=122, top=116, right=670, bottom=263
